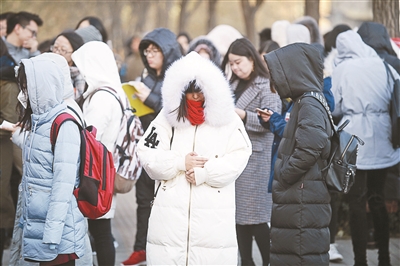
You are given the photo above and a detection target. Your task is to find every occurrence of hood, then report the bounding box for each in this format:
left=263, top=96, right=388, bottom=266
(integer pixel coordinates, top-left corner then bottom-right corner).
left=271, top=20, right=290, bottom=48
left=188, top=36, right=221, bottom=66
left=71, top=41, right=125, bottom=101
left=264, top=43, right=323, bottom=99
left=206, top=24, right=243, bottom=58
left=21, top=54, right=64, bottom=115
left=334, top=30, right=379, bottom=66
left=38, top=53, right=74, bottom=100
left=287, top=24, right=311, bottom=45
left=294, top=16, right=323, bottom=44
left=323, top=48, right=338, bottom=78
left=357, top=22, right=397, bottom=57
left=162, top=51, right=236, bottom=129
left=138, top=28, right=182, bottom=79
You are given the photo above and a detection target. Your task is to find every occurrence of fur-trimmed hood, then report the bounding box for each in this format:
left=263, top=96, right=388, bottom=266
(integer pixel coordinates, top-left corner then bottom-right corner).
left=162, top=51, right=236, bottom=129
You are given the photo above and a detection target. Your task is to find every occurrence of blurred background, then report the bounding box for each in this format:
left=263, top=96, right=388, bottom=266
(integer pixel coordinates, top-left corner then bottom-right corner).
left=1, top=0, right=399, bottom=58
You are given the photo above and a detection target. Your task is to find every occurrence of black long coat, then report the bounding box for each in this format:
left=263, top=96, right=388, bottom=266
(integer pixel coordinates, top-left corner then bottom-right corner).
left=264, top=43, right=332, bottom=266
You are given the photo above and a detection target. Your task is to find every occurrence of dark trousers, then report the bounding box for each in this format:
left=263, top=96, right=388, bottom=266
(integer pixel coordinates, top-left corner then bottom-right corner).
left=329, top=191, right=340, bottom=244
left=236, top=223, right=270, bottom=266
left=133, top=170, right=154, bottom=251
left=344, top=169, right=390, bottom=266
left=88, top=218, right=115, bottom=266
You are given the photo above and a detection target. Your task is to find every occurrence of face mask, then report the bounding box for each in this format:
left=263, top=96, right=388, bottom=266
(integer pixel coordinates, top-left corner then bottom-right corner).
left=17, top=91, right=28, bottom=109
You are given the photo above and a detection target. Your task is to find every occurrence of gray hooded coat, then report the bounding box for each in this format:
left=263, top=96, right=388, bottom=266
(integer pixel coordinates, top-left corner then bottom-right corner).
left=264, top=43, right=332, bottom=266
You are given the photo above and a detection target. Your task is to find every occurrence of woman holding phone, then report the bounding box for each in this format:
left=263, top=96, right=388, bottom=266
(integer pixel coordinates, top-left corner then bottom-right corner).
left=221, top=38, right=281, bottom=266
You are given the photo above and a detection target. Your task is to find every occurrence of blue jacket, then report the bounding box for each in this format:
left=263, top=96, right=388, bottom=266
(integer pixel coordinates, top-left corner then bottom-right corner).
left=20, top=55, right=86, bottom=262
left=259, top=79, right=334, bottom=192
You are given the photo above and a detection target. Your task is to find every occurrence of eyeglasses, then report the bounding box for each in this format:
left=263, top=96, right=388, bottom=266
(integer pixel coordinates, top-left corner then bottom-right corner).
left=50, top=45, right=73, bottom=56
left=143, top=48, right=160, bottom=57
left=23, top=26, right=37, bottom=38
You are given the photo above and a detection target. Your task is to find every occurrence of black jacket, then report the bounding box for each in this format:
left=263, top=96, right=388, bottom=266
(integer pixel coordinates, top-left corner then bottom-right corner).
left=264, top=43, right=332, bottom=266
left=138, top=28, right=182, bottom=130
left=358, top=21, right=400, bottom=74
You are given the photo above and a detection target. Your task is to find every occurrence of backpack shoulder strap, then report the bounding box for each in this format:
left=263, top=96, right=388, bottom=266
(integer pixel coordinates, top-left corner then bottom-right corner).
left=302, top=91, right=336, bottom=134
left=95, top=87, right=125, bottom=114
left=50, top=112, right=81, bottom=153
left=383, top=61, right=396, bottom=82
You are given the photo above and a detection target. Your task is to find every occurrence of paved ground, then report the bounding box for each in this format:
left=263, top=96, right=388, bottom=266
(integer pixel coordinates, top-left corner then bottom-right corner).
left=3, top=187, right=399, bottom=265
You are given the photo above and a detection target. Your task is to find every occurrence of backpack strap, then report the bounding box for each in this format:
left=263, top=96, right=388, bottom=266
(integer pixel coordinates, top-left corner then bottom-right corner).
left=303, top=91, right=337, bottom=134
left=302, top=92, right=364, bottom=145
left=50, top=113, right=82, bottom=153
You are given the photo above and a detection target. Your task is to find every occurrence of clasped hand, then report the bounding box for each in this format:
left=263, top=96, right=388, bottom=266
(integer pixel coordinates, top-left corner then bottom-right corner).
left=185, top=152, right=208, bottom=185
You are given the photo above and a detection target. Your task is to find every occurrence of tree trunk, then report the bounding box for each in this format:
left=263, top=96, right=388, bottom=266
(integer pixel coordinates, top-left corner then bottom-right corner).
left=207, top=0, right=218, bottom=32
left=240, top=0, right=264, bottom=45
left=132, top=1, right=151, bottom=34
left=178, top=0, right=202, bottom=33
left=108, top=1, right=124, bottom=55
left=304, top=0, right=320, bottom=23
left=373, top=0, right=399, bottom=37
left=156, top=1, right=173, bottom=28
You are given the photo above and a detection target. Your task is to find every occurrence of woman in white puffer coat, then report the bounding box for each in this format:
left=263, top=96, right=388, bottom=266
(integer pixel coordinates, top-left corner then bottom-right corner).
left=137, top=51, right=252, bottom=265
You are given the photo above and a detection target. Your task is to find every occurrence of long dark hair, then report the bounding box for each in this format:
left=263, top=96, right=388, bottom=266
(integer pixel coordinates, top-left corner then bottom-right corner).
left=173, top=80, right=202, bottom=122
left=16, top=63, right=32, bottom=131
left=221, top=38, right=269, bottom=84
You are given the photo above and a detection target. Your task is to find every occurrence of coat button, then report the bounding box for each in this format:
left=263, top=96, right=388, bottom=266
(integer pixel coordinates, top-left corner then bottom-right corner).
left=215, top=155, right=218, bottom=158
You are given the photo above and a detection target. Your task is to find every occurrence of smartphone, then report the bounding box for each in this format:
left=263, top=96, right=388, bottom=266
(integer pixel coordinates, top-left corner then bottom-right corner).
left=256, top=108, right=271, bottom=115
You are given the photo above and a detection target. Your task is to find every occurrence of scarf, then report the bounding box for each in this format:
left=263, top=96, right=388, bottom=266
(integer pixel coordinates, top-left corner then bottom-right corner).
left=186, top=99, right=205, bottom=125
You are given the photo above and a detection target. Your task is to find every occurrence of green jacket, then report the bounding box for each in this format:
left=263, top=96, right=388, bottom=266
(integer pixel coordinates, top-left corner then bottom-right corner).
left=0, top=80, right=19, bottom=137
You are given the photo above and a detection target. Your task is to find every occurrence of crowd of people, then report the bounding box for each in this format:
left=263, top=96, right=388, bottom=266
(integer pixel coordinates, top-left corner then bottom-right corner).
left=0, top=10, right=399, bottom=266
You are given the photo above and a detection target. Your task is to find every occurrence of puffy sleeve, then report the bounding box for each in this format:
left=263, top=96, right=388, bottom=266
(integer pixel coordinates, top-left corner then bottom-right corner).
left=279, top=98, right=330, bottom=185
left=43, top=120, right=80, bottom=245
left=137, top=113, right=185, bottom=181
left=194, top=116, right=252, bottom=188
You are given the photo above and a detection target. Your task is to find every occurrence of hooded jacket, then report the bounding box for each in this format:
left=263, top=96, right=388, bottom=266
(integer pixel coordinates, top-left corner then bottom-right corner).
left=138, top=28, right=182, bottom=131
left=19, top=55, right=86, bottom=262
left=332, top=30, right=400, bottom=169
left=264, top=43, right=332, bottom=266
left=72, top=41, right=125, bottom=219
left=187, top=36, right=221, bottom=66
left=357, top=21, right=400, bottom=74
left=137, top=52, right=252, bottom=265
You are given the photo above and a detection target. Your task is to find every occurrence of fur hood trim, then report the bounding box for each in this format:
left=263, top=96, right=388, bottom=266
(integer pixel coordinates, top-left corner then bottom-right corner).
left=323, top=48, right=337, bottom=78
left=162, top=51, right=236, bottom=129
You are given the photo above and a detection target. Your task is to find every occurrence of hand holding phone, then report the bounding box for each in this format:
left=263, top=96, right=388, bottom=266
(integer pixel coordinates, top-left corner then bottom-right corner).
left=256, top=108, right=272, bottom=116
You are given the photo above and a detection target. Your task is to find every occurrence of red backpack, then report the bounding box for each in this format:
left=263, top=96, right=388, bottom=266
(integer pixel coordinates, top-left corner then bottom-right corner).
left=50, top=113, right=115, bottom=219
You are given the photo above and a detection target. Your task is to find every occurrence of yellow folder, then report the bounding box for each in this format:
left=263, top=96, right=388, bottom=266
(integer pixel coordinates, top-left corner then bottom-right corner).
left=122, top=82, right=154, bottom=117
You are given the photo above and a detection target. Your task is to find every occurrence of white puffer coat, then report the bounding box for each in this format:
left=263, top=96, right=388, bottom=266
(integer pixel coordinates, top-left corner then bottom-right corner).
left=137, top=52, right=252, bottom=265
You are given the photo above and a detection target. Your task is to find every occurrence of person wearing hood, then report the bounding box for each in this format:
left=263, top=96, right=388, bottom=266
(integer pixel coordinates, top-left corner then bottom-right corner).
left=71, top=41, right=125, bottom=266
left=293, top=16, right=324, bottom=45
left=5, top=53, right=92, bottom=266
left=221, top=37, right=281, bottom=266
left=358, top=21, right=400, bottom=74
left=187, top=36, right=221, bottom=67
left=331, top=30, right=400, bottom=266
left=137, top=51, right=252, bottom=265
left=121, top=27, right=182, bottom=266
left=12, top=53, right=86, bottom=265
left=264, top=43, right=332, bottom=265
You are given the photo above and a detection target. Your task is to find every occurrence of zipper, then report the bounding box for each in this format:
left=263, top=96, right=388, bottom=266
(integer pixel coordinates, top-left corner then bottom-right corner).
left=28, top=120, right=38, bottom=162
left=338, top=136, right=354, bottom=164
left=186, top=125, right=198, bottom=265
left=102, top=146, right=107, bottom=190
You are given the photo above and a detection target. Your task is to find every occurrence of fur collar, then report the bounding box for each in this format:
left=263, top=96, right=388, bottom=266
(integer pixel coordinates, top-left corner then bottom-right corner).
left=162, top=52, right=236, bottom=129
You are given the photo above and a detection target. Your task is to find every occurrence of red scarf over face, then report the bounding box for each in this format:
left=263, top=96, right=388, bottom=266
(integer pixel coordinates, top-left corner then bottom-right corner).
left=186, top=99, right=205, bottom=125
